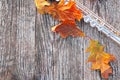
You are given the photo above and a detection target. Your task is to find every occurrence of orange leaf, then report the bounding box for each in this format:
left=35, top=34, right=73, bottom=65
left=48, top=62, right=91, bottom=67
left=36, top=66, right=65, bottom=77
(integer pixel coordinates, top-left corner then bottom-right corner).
left=35, top=0, right=84, bottom=38
left=52, top=20, right=85, bottom=38
left=46, top=0, right=83, bottom=21
left=86, top=40, right=116, bottom=79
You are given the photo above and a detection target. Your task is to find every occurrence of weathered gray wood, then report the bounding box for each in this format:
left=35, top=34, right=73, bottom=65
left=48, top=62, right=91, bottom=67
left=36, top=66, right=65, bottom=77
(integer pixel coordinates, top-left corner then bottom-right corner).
left=0, top=0, right=120, bottom=80
left=0, top=0, right=36, bottom=80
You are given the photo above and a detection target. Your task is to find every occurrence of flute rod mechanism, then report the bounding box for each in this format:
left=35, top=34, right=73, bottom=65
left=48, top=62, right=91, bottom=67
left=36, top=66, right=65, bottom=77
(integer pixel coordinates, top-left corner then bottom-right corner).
left=75, top=0, right=120, bottom=45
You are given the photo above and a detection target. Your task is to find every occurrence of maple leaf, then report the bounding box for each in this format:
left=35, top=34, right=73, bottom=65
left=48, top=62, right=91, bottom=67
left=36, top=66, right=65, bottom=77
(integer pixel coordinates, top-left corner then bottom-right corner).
left=46, top=0, right=83, bottom=21
left=51, top=20, right=85, bottom=38
left=34, top=0, right=50, bottom=14
left=35, top=0, right=84, bottom=38
left=86, top=40, right=115, bottom=79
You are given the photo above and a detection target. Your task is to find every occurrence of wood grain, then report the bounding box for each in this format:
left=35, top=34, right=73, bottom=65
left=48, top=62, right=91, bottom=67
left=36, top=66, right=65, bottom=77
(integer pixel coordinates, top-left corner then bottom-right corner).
left=0, top=0, right=120, bottom=80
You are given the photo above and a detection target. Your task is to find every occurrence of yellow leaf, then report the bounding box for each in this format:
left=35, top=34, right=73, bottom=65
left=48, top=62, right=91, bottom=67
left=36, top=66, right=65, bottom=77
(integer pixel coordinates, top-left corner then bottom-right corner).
left=34, top=0, right=50, bottom=14
left=86, top=40, right=116, bottom=79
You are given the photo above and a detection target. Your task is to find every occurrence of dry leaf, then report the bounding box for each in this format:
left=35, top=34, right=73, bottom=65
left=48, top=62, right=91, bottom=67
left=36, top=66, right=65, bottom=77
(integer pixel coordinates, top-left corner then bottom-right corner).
left=48, top=0, right=84, bottom=38
left=86, top=40, right=115, bottom=79
left=47, top=0, right=83, bottom=21
left=35, top=0, right=84, bottom=38
left=52, top=20, right=85, bottom=38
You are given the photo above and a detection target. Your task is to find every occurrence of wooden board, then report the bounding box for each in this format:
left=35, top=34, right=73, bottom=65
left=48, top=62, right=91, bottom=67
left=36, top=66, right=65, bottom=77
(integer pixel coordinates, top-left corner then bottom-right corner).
left=0, top=0, right=120, bottom=80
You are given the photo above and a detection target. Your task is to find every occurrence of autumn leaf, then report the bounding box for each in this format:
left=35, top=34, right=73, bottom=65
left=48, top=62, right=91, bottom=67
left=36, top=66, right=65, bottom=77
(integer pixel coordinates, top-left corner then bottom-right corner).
left=48, top=0, right=84, bottom=38
left=34, top=0, right=50, bottom=14
left=86, top=40, right=115, bottom=79
left=52, top=20, right=85, bottom=38
left=46, top=0, right=83, bottom=21
left=57, top=0, right=83, bottom=21
left=35, top=0, right=84, bottom=38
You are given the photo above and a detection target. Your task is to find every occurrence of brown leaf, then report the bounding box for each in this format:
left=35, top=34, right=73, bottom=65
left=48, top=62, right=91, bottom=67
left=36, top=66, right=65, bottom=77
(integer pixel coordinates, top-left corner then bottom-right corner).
left=52, top=20, right=85, bottom=38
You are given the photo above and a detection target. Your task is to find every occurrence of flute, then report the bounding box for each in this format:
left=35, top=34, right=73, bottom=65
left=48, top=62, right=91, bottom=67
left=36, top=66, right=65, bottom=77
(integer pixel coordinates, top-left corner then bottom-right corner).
left=75, top=0, right=120, bottom=45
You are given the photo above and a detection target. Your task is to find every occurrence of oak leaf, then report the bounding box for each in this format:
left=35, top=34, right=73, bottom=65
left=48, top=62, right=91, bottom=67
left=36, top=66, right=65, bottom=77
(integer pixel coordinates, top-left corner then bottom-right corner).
left=52, top=20, right=85, bottom=38
left=86, top=40, right=115, bottom=79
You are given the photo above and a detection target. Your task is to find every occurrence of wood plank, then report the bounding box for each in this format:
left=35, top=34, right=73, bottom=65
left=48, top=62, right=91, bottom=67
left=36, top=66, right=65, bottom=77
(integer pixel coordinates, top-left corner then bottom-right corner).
left=0, top=0, right=36, bottom=80
left=0, top=0, right=120, bottom=80
left=35, top=0, right=120, bottom=79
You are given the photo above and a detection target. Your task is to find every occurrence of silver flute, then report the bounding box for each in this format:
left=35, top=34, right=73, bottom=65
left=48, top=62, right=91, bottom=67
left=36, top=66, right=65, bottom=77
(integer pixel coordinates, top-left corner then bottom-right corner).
left=75, top=0, right=120, bottom=45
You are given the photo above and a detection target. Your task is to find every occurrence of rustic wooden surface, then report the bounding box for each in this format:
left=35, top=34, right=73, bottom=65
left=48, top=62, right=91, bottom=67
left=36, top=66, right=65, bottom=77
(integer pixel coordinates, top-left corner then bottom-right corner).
left=0, top=0, right=120, bottom=80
